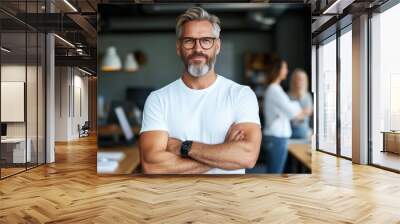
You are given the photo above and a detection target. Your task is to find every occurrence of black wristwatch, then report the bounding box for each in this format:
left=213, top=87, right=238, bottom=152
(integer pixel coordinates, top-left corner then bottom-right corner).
left=180, top=140, right=193, bottom=158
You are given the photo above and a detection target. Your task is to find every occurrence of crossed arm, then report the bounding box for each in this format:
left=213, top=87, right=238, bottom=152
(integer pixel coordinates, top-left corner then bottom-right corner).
left=139, top=123, right=262, bottom=174
left=139, top=131, right=211, bottom=174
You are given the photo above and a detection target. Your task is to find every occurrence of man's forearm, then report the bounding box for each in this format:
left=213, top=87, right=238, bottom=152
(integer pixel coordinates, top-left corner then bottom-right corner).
left=142, top=151, right=211, bottom=174
left=188, top=141, right=258, bottom=170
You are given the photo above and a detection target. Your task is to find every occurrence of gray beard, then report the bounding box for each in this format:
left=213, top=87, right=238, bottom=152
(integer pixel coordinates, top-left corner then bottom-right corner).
left=186, top=57, right=216, bottom=77
left=188, top=63, right=210, bottom=77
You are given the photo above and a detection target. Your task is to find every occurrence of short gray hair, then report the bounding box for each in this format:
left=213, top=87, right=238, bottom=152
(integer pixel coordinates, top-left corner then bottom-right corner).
left=176, top=7, right=221, bottom=39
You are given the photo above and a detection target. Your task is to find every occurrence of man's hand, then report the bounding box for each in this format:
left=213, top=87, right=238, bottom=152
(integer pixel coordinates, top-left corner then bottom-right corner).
left=166, top=123, right=245, bottom=157
left=187, top=123, right=262, bottom=170
left=166, top=123, right=246, bottom=156
left=166, top=137, right=182, bottom=156
left=139, top=131, right=211, bottom=174
left=224, top=123, right=245, bottom=143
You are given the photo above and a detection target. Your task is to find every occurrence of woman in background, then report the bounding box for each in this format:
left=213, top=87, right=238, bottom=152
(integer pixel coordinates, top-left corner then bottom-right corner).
left=262, top=57, right=309, bottom=173
left=289, top=69, right=313, bottom=139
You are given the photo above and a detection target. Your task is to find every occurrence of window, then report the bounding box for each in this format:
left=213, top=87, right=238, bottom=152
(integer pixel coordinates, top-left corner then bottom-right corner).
left=370, top=2, right=400, bottom=171
left=317, top=36, right=337, bottom=154
left=339, top=28, right=352, bottom=158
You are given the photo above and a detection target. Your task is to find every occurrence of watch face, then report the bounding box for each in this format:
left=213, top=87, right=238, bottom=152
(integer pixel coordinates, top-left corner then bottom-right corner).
left=181, top=142, right=188, bottom=156
left=181, top=141, right=192, bottom=157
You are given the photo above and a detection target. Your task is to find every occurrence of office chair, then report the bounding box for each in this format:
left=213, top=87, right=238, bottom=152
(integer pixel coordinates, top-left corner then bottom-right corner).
left=78, top=121, right=90, bottom=138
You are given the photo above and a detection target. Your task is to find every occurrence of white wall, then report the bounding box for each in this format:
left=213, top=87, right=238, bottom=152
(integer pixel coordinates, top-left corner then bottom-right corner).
left=1, top=65, right=39, bottom=138
left=55, top=67, right=69, bottom=141
left=1, top=65, right=26, bottom=138
left=55, top=67, right=89, bottom=141
left=1, top=64, right=46, bottom=164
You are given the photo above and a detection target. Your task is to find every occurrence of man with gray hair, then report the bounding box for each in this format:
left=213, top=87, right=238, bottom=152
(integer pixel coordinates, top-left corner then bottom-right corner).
left=139, top=7, right=262, bottom=174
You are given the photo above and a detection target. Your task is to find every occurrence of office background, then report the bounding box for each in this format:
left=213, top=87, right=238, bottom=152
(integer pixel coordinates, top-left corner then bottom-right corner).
left=98, top=4, right=310, bottom=101
left=0, top=2, right=46, bottom=178
left=97, top=3, right=312, bottom=174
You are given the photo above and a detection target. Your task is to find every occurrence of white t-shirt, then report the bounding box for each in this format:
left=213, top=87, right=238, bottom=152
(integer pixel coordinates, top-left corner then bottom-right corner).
left=140, top=75, right=261, bottom=174
left=263, top=83, right=301, bottom=138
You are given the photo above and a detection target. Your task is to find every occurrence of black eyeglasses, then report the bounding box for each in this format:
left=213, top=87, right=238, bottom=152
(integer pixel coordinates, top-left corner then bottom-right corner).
left=180, top=37, right=217, bottom=50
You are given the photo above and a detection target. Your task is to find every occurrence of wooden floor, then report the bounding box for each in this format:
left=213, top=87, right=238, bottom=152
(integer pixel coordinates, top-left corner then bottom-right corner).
left=1, top=164, right=45, bottom=178
left=1, top=167, right=26, bottom=178
left=1, top=136, right=400, bottom=223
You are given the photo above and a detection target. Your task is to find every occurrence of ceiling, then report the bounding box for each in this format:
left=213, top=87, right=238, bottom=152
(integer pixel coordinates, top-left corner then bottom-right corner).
left=0, top=0, right=390, bottom=74
left=98, top=3, right=308, bottom=34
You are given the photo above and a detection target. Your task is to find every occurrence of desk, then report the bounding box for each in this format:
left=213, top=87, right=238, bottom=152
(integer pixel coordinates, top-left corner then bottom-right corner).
left=288, top=143, right=311, bottom=170
left=98, top=146, right=140, bottom=174
left=1, top=138, right=31, bottom=163
left=382, top=131, right=400, bottom=154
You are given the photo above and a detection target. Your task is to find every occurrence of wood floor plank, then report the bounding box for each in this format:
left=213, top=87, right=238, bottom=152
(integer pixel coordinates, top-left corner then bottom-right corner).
left=0, top=135, right=399, bottom=223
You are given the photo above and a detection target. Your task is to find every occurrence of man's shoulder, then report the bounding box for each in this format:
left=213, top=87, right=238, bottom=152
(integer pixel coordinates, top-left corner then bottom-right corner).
left=218, top=75, right=251, bottom=93
left=149, top=79, right=181, bottom=97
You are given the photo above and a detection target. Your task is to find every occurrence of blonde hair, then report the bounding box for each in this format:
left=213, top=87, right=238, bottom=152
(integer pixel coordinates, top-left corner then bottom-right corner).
left=289, top=68, right=309, bottom=99
left=176, top=7, right=221, bottom=38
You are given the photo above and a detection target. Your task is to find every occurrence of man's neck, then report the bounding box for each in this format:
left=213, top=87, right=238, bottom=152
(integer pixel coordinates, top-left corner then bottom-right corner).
left=181, top=71, right=217, bottom=90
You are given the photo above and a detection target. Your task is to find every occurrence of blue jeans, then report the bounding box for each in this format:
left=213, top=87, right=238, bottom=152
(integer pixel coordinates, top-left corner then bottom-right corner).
left=263, top=135, right=288, bottom=173
left=291, top=126, right=310, bottom=139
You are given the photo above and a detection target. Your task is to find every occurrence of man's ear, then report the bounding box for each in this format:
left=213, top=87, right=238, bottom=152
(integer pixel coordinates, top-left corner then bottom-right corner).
left=176, top=40, right=181, bottom=56
left=216, top=38, right=221, bottom=55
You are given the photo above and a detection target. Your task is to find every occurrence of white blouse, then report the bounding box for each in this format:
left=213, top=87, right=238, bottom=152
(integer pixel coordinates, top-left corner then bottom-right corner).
left=263, top=83, right=301, bottom=138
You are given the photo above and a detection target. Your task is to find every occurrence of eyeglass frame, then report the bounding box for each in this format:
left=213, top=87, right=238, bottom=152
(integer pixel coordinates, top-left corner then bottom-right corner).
left=179, top=36, right=219, bottom=50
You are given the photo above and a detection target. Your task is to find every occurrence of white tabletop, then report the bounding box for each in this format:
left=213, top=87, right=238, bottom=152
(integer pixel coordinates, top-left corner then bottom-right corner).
left=1, top=138, right=30, bottom=143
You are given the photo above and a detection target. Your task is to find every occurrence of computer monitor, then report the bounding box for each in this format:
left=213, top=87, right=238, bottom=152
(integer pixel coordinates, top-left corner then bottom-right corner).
left=1, top=123, right=7, bottom=137
left=114, top=106, right=134, bottom=142
left=106, top=100, right=135, bottom=124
